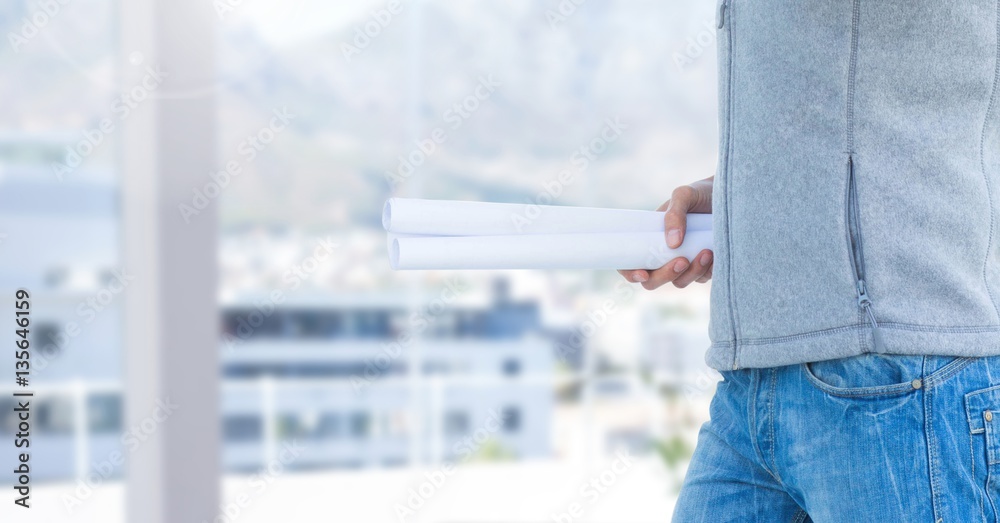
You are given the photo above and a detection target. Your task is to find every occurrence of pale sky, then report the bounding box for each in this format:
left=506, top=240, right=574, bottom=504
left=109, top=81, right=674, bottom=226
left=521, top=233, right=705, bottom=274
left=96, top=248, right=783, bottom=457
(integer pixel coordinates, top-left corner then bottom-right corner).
left=236, top=0, right=389, bottom=46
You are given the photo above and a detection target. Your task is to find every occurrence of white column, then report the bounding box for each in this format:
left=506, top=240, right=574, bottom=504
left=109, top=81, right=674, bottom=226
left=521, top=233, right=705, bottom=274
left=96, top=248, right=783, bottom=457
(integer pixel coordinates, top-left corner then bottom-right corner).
left=120, top=0, right=219, bottom=521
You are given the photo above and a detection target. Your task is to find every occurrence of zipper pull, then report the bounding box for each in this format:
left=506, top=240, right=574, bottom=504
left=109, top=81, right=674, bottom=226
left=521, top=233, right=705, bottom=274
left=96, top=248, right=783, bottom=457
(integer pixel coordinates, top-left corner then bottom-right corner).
left=864, top=305, right=887, bottom=353
left=856, top=280, right=868, bottom=306
left=857, top=280, right=886, bottom=353
left=718, top=0, right=727, bottom=29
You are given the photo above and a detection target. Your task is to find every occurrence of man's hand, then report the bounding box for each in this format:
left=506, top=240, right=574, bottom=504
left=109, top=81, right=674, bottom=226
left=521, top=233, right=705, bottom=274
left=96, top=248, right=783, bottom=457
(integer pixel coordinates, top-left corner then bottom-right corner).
left=618, top=177, right=714, bottom=290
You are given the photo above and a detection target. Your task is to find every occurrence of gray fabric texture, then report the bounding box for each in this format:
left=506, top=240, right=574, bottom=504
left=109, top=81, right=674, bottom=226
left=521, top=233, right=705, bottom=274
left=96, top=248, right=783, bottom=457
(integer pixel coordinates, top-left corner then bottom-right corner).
left=706, top=0, right=1000, bottom=369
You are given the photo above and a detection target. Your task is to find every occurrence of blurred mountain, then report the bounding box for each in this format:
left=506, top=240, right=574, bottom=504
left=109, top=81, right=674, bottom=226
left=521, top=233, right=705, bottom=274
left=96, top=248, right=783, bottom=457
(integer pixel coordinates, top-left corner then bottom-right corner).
left=215, top=0, right=721, bottom=231
left=0, top=0, right=721, bottom=231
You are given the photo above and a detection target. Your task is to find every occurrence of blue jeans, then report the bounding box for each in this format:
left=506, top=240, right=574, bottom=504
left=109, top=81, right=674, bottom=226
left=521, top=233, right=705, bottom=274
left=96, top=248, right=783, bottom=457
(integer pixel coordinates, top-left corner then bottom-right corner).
left=673, top=354, right=1000, bottom=522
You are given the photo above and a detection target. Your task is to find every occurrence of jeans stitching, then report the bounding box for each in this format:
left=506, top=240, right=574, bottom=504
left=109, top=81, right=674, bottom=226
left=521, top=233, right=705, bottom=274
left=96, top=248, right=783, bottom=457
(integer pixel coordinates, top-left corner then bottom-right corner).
left=974, top=429, right=987, bottom=523
left=986, top=417, right=1000, bottom=522
left=989, top=463, right=999, bottom=523
left=925, top=357, right=978, bottom=388
left=803, top=363, right=914, bottom=397
left=803, top=357, right=975, bottom=398
left=967, top=384, right=1000, bottom=431
left=924, top=378, right=944, bottom=522
left=769, top=370, right=780, bottom=481
left=748, top=369, right=759, bottom=461
left=748, top=370, right=781, bottom=484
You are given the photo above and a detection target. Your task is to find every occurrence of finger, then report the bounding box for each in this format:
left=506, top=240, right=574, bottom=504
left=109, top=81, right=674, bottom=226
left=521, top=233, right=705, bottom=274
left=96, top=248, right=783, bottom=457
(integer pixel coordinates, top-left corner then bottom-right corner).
left=696, top=264, right=714, bottom=283
left=641, top=257, right=690, bottom=291
left=617, top=269, right=649, bottom=284
left=696, top=250, right=715, bottom=283
left=673, top=251, right=713, bottom=288
left=663, top=186, right=697, bottom=249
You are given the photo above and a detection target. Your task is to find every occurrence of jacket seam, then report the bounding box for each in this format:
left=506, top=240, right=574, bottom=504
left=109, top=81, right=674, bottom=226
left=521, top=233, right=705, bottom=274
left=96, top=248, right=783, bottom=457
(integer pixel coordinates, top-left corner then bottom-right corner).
left=846, top=0, right=866, bottom=354
left=845, top=0, right=861, bottom=153
left=711, top=323, right=1000, bottom=348
left=722, top=0, right=741, bottom=369
left=879, top=322, right=1000, bottom=333
left=980, top=0, right=1000, bottom=323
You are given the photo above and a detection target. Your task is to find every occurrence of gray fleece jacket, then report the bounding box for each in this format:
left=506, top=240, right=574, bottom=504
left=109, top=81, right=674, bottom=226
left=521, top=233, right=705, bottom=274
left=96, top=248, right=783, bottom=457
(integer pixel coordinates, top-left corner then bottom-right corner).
left=707, top=0, right=1000, bottom=369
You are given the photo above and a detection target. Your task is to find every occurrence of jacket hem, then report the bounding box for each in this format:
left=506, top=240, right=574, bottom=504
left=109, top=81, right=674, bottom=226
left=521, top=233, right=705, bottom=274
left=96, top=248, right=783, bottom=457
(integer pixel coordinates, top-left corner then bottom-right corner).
left=706, top=324, right=1000, bottom=370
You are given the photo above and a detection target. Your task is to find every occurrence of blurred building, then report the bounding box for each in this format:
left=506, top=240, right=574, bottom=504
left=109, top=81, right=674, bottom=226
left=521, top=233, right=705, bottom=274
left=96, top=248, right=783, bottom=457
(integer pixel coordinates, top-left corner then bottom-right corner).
left=0, top=160, right=124, bottom=482
left=0, top=1, right=724, bottom=520
left=641, top=305, right=713, bottom=390
left=219, top=281, right=556, bottom=470
left=0, top=172, right=561, bottom=480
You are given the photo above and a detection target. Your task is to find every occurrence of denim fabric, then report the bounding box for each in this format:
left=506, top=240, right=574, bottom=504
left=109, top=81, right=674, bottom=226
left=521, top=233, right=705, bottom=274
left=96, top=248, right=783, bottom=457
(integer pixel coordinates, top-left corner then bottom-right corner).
left=706, top=0, right=1000, bottom=370
left=674, top=353, right=1000, bottom=522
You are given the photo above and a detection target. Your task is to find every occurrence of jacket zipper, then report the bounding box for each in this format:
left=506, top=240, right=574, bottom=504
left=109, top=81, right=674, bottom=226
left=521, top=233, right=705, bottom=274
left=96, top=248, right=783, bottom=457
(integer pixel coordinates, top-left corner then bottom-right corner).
left=846, top=155, right=886, bottom=353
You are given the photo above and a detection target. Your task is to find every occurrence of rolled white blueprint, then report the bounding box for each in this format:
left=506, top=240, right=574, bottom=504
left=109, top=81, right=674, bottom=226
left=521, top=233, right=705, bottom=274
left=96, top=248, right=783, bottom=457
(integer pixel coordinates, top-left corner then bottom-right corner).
left=383, top=198, right=712, bottom=236
left=389, top=230, right=713, bottom=270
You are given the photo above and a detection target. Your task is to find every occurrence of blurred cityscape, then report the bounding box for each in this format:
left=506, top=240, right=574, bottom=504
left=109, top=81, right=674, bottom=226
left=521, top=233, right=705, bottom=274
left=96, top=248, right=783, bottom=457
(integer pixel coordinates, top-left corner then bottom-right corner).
left=0, top=0, right=722, bottom=521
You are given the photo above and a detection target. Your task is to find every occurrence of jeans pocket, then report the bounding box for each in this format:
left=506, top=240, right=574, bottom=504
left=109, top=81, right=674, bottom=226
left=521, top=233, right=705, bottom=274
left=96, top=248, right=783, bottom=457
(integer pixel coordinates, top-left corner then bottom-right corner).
left=803, top=354, right=974, bottom=398
left=967, top=385, right=1000, bottom=521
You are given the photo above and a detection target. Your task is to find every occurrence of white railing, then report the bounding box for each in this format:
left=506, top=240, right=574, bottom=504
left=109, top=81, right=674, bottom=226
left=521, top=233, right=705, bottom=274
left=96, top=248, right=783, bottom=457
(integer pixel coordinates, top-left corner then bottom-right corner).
left=0, top=369, right=697, bottom=482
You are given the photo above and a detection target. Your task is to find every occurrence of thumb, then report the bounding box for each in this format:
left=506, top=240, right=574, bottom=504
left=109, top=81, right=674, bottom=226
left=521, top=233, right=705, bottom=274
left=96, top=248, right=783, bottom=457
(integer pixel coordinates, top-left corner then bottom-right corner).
left=661, top=185, right=696, bottom=249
